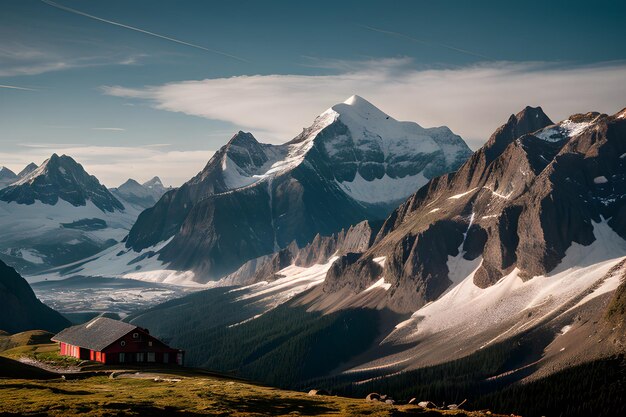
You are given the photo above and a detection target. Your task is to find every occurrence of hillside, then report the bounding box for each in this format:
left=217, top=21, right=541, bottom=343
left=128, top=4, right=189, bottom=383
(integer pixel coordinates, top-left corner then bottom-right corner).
left=0, top=260, right=69, bottom=333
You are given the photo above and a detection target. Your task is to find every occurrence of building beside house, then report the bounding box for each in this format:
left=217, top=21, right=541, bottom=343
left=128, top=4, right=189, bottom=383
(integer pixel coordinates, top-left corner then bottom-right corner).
left=52, top=317, right=184, bottom=365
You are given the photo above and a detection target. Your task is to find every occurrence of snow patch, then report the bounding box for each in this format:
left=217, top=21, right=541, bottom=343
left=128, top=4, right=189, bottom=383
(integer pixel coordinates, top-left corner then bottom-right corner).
left=535, top=119, right=592, bottom=142
left=594, top=176, right=608, bottom=184
left=448, top=188, right=477, bottom=200
left=337, top=172, right=427, bottom=205
left=364, top=277, right=391, bottom=292
left=18, top=249, right=45, bottom=264
left=234, top=256, right=339, bottom=310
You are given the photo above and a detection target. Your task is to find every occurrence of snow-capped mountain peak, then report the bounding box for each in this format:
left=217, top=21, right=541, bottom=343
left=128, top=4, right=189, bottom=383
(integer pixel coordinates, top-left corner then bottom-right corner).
left=0, top=153, right=124, bottom=212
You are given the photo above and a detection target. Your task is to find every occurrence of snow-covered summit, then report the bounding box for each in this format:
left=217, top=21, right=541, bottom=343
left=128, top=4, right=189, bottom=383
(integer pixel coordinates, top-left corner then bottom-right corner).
left=0, top=153, right=124, bottom=212
left=217, top=95, right=471, bottom=206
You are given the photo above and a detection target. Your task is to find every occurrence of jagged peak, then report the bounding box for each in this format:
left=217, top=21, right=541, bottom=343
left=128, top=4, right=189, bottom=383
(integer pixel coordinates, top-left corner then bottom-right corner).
left=483, top=105, right=554, bottom=163
left=118, top=178, right=142, bottom=188
left=514, top=105, right=550, bottom=122
left=143, top=176, right=164, bottom=187
left=18, top=162, right=38, bottom=178
left=0, top=166, right=16, bottom=177
left=226, top=131, right=259, bottom=147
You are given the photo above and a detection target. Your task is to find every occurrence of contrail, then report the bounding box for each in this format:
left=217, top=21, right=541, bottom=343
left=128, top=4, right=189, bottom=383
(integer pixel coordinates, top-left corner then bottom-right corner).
left=41, top=0, right=249, bottom=63
left=0, top=84, right=38, bottom=91
left=361, top=25, right=494, bottom=60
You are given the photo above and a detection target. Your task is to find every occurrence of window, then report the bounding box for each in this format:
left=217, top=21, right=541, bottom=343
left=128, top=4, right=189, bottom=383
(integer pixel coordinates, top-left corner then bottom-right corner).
left=148, top=341, right=153, bottom=347
left=133, top=333, right=139, bottom=339
left=147, top=352, right=155, bottom=362
left=120, top=341, right=126, bottom=347
left=119, top=353, right=125, bottom=363
left=163, top=353, right=169, bottom=364
left=136, top=352, right=145, bottom=362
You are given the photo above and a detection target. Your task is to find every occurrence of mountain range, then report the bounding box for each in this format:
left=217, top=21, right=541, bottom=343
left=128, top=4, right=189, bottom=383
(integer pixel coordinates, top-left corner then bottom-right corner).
left=0, top=154, right=144, bottom=273
left=123, top=105, right=626, bottom=408
left=109, top=176, right=171, bottom=209
left=120, top=95, right=471, bottom=282
left=2, top=97, right=625, bottom=417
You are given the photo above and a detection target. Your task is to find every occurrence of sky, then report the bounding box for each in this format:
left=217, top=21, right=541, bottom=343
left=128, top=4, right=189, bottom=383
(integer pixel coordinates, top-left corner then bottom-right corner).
left=1, top=0, right=625, bottom=187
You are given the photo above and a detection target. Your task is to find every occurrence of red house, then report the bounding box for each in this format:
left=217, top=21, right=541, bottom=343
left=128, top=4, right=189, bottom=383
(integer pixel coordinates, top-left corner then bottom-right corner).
left=52, top=317, right=184, bottom=365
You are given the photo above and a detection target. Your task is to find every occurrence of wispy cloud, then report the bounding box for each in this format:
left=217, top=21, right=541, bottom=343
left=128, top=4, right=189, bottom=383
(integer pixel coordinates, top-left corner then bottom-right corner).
left=0, top=43, right=145, bottom=77
left=360, top=25, right=495, bottom=60
left=0, top=84, right=38, bottom=91
left=102, top=60, right=626, bottom=148
left=41, top=0, right=249, bottom=63
left=92, top=127, right=125, bottom=131
left=1, top=144, right=214, bottom=187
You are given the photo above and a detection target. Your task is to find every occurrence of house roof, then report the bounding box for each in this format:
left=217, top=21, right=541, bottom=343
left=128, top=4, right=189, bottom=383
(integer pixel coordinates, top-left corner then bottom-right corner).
left=52, top=317, right=138, bottom=351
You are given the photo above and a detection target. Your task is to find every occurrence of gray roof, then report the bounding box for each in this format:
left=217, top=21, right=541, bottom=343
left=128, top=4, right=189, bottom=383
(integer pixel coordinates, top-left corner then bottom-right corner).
left=52, top=317, right=138, bottom=351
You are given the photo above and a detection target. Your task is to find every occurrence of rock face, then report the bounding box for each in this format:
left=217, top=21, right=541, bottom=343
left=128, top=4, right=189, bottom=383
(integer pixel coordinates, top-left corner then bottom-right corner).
left=0, top=154, right=124, bottom=212
left=324, top=106, right=626, bottom=312
left=223, top=220, right=382, bottom=285
left=125, top=96, right=471, bottom=282
left=0, top=260, right=69, bottom=333
left=110, top=177, right=171, bottom=209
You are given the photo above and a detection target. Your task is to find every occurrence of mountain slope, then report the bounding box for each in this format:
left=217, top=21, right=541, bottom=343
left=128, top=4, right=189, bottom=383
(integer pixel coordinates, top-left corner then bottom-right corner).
left=124, top=96, right=471, bottom=282
left=0, top=260, right=69, bottom=333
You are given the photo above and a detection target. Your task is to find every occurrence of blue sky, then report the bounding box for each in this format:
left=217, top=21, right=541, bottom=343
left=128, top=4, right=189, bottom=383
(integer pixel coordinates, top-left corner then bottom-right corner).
left=1, top=0, right=625, bottom=186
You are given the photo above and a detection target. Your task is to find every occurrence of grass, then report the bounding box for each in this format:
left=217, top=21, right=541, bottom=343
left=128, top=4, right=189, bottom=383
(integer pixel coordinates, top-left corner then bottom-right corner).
left=0, top=336, right=509, bottom=416
left=0, top=374, right=508, bottom=416
left=0, top=330, right=88, bottom=368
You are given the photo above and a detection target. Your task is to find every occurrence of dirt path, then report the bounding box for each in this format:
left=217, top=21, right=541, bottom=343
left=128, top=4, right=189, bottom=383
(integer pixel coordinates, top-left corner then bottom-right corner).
left=18, top=357, right=83, bottom=374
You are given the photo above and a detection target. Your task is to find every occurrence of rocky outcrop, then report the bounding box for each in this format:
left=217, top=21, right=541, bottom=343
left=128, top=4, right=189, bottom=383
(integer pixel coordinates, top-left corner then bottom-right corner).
left=223, top=220, right=382, bottom=285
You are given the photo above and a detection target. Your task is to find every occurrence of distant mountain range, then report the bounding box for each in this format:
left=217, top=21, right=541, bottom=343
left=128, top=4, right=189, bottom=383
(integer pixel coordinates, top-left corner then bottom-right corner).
left=0, top=162, right=38, bottom=189
left=0, top=154, right=145, bottom=273
left=109, top=176, right=171, bottom=209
